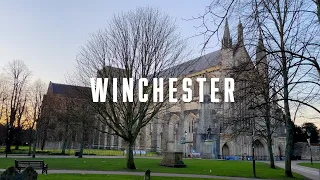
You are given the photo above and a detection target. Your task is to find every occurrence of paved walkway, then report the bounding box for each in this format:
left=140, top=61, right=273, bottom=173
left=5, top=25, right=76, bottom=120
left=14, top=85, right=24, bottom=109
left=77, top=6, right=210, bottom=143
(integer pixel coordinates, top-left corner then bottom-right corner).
left=273, top=161, right=319, bottom=180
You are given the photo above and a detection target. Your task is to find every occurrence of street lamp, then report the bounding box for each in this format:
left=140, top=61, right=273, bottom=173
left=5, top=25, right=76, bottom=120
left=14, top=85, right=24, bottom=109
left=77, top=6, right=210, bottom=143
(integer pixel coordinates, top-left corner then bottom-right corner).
left=184, top=131, right=187, bottom=159
left=306, top=130, right=313, bottom=165
left=248, top=104, right=256, bottom=178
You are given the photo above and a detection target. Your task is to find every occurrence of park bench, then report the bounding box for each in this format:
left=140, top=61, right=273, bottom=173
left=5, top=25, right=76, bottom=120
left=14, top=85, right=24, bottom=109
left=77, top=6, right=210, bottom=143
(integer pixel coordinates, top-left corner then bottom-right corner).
left=15, top=160, right=48, bottom=174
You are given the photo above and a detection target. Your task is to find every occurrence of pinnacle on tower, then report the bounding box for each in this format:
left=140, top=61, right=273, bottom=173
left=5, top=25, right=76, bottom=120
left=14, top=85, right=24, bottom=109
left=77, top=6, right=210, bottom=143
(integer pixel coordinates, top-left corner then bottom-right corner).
left=222, top=18, right=232, bottom=49
left=256, top=30, right=266, bottom=64
left=238, top=19, right=244, bottom=46
left=256, top=30, right=268, bottom=76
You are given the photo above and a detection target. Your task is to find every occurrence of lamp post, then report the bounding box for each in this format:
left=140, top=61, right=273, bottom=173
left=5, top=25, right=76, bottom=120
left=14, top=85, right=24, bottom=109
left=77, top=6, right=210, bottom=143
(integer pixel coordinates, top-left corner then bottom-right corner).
left=184, top=131, right=187, bottom=159
left=248, top=104, right=256, bottom=178
left=306, top=130, right=313, bottom=165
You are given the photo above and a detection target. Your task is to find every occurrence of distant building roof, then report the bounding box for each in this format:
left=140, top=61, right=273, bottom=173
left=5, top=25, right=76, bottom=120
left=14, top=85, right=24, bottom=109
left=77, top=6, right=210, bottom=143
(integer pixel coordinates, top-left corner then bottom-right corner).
left=47, top=82, right=90, bottom=98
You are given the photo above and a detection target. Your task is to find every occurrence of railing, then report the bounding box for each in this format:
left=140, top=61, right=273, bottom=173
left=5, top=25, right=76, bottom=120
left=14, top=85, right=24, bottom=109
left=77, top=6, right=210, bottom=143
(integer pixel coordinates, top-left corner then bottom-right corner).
left=217, top=155, right=285, bottom=161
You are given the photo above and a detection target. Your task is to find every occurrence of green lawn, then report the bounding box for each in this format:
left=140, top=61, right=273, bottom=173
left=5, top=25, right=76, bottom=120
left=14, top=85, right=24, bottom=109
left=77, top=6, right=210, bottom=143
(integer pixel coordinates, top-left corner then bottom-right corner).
left=297, top=162, right=320, bottom=169
left=0, top=158, right=306, bottom=179
left=38, top=174, right=222, bottom=180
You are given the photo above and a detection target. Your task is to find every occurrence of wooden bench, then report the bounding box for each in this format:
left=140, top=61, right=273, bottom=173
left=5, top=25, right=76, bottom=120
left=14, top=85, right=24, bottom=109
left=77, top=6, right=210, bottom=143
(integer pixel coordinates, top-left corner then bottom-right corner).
left=15, top=160, right=48, bottom=174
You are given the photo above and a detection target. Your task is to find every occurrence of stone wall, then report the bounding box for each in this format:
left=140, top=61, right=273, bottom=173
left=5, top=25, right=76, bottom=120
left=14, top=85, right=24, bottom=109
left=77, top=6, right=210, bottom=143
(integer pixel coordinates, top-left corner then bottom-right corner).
left=293, top=142, right=320, bottom=160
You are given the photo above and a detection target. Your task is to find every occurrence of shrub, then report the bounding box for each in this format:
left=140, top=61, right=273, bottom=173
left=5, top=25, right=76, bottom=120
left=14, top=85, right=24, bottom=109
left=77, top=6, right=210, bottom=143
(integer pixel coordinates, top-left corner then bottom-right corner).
left=0, top=166, right=22, bottom=180
left=0, top=166, right=37, bottom=180
left=22, top=167, right=37, bottom=180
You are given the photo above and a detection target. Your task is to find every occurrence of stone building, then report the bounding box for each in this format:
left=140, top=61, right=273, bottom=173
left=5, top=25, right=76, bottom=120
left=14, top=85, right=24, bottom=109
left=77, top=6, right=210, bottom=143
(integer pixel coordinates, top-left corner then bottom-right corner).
left=133, top=20, right=287, bottom=159
left=40, top=20, right=286, bottom=159
left=38, top=82, right=97, bottom=150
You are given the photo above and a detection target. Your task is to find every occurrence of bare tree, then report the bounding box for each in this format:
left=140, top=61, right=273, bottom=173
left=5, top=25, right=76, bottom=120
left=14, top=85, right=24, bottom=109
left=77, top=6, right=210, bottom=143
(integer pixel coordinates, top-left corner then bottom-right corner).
left=314, top=0, right=320, bottom=23
left=47, top=96, right=77, bottom=155
left=60, top=102, right=72, bottom=155
left=191, top=0, right=320, bottom=177
left=4, top=60, right=31, bottom=152
left=0, top=75, right=8, bottom=123
left=64, top=97, right=95, bottom=158
left=72, top=7, right=188, bottom=169
left=25, top=79, right=46, bottom=155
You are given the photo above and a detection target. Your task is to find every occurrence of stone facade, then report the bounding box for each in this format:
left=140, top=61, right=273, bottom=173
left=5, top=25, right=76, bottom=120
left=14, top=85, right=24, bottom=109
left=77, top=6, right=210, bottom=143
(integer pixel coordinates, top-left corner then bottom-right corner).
left=293, top=142, right=320, bottom=160
left=130, top=20, right=287, bottom=159
left=40, top=20, right=286, bottom=159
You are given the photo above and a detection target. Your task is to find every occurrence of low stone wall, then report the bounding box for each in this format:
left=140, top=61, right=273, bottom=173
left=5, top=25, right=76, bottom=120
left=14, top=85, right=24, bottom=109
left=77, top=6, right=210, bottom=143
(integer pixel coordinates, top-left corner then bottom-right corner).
left=293, top=142, right=320, bottom=160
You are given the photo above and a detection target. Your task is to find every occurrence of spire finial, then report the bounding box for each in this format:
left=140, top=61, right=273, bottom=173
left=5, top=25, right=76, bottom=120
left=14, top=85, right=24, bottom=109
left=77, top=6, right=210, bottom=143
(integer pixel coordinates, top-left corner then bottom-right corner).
left=256, top=29, right=268, bottom=76
left=238, top=18, right=244, bottom=45
left=222, top=18, right=232, bottom=49
left=257, top=29, right=264, bottom=49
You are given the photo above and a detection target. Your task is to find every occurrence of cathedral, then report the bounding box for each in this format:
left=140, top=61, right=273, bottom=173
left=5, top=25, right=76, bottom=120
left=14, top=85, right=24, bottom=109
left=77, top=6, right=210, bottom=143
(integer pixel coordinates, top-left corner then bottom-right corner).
left=132, top=19, right=287, bottom=159
left=40, top=19, right=286, bottom=159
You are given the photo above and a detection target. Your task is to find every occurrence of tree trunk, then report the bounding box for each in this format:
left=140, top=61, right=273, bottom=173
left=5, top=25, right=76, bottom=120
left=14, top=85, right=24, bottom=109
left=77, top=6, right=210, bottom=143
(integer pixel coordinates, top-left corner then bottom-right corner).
left=41, top=131, right=47, bottom=150
left=28, top=142, right=32, bottom=155
left=79, top=129, right=85, bottom=158
left=61, top=121, right=69, bottom=155
left=28, top=128, right=33, bottom=155
left=6, top=126, right=14, bottom=153
left=265, top=101, right=275, bottom=169
left=284, top=118, right=294, bottom=177
left=15, top=127, right=21, bottom=150
left=283, top=66, right=293, bottom=177
left=61, top=138, right=67, bottom=155
left=5, top=139, right=11, bottom=153
left=126, top=141, right=136, bottom=169
left=267, top=133, right=275, bottom=169
left=79, top=141, right=84, bottom=158
left=6, top=113, right=16, bottom=153
left=7, top=111, right=16, bottom=152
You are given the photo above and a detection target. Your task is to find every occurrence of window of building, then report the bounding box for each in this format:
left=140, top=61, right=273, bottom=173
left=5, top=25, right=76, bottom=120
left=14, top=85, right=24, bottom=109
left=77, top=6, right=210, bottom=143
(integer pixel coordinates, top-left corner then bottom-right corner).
left=192, top=120, right=194, bottom=133
left=193, top=81, right=199, bottom=97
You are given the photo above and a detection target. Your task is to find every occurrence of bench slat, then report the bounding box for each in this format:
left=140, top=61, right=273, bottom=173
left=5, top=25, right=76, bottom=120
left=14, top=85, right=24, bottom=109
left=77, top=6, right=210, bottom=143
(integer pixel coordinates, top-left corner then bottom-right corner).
left=15, top=160, right=45, bottom=169
left=15, top=160, right=48, bottom=175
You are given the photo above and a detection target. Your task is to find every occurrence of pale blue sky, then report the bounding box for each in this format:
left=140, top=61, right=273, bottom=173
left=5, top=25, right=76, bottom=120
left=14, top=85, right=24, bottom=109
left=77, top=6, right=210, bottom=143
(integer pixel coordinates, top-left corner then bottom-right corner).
left=0, top=0, right=217, bottom=83
left=1, top=1, right=317, bottom=126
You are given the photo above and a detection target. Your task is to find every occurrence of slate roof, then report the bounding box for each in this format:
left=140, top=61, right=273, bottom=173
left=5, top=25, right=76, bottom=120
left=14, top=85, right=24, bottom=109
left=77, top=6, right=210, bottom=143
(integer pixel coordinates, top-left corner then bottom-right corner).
left=160, top=50, right=221, bottom=78
left=46, top=50, right=221, bottom=97
left=180, top=50, right=221, bottom=75
left=47, top=82, right=90, bottom=98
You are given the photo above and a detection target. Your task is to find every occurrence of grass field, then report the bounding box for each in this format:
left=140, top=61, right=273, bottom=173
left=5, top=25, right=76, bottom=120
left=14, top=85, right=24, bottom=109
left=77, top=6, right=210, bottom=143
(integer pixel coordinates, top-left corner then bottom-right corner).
left=297, top=162, right=320, bottom=169
left=0, top=146, right=158, bottom=156
left=0, top=158, right=306, bottom=179
left=38, top=174, right=222, bottom=180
